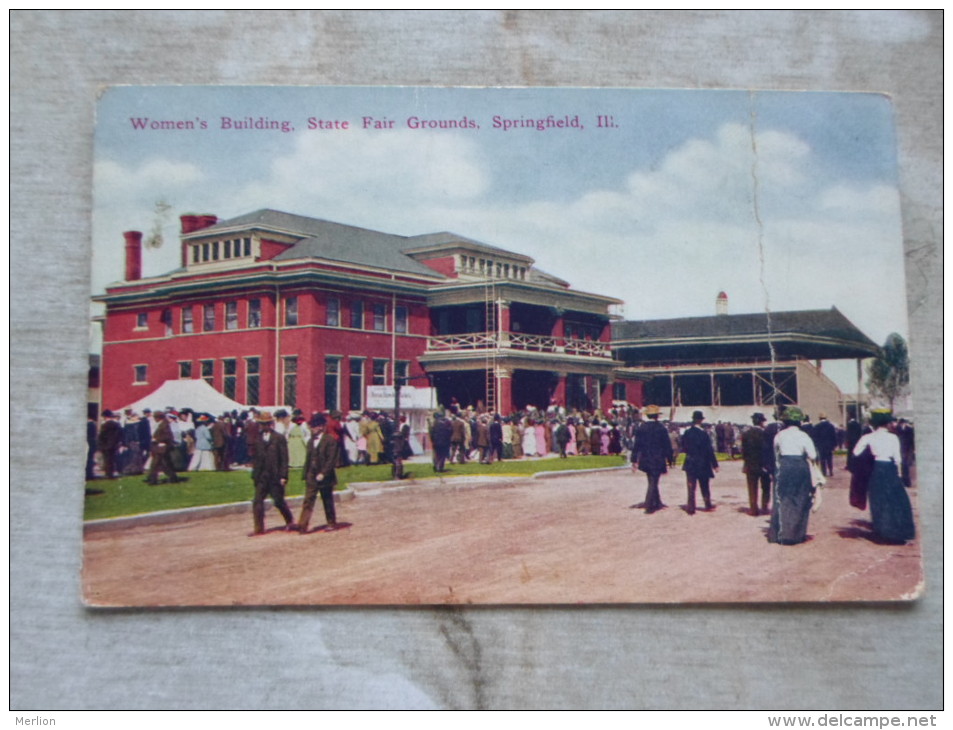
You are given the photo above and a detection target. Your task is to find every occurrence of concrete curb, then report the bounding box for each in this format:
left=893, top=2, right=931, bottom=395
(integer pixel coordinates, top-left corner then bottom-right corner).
left=83, top=488, right=356, bottom=534
left=83, top=466, right=629, bottom=533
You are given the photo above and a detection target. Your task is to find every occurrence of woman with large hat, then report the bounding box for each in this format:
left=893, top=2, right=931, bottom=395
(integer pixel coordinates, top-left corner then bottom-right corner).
left=852, top=409, right=915, bottom=543
left=767, top=406, right=820, bottom=545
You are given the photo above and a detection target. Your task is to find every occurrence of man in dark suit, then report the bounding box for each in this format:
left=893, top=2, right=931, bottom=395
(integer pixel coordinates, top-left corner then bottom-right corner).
left=210, top=415, right=231, bottom=471
left=96, top=410, right=123, bottom=479
left=630, top=405, right=673, bottom=514
left=681, top=410, right=719, bottom=514
left=741, top=412, right=771, bottom=516
left=298, top=413, right=340, bottom=534
left=450, top=413, right=468, bottom=464
left=250, top=411, right=296, bottom=535
left=811, top=413, right=838, bottom=477
left=86, top=415, right=98, bottom=480
left=431, top=412, right=452, bottom=473
left=145, top=411, right=184, bottom=485
left=896, top=418, right=915, bottom=487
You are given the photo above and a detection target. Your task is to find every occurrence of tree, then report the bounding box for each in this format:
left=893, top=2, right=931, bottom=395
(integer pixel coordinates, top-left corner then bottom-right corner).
left=866, top=332, right=910, bottom=411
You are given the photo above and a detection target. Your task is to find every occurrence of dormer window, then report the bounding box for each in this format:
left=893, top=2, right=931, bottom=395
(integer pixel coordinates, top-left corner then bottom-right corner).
left=190, top=237, right=253, bottom=266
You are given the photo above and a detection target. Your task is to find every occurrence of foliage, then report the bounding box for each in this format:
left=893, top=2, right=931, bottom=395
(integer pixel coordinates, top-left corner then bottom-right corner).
left=865, top=332, right=910, bottom=410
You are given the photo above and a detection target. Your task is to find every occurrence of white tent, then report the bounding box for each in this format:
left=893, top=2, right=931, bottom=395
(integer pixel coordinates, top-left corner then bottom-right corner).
left=120, top=379, right=244, bottom=416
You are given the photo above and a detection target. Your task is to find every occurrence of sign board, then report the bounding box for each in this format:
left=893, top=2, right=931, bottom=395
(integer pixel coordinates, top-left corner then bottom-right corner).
left=365, top=385, right=437, bottom=410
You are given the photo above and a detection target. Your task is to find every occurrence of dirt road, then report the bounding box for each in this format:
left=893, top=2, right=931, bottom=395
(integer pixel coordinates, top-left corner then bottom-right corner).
left=82, top=459, right=922, bottom=606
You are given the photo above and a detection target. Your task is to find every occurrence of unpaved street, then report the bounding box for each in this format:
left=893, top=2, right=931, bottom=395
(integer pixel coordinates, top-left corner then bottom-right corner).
left=83, top=459, right=922, bottom=606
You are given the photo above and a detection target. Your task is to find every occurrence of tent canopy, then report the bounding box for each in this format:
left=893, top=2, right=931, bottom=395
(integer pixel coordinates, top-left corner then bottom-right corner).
left=120, top=379, right=244, bottom=416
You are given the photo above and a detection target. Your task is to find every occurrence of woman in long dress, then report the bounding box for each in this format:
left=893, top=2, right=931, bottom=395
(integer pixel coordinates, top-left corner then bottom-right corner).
left=287, top=416, right=309, bottom=469
left=535, top=420, right=547, bottom=456
left=189, top=415, right=216, bottom=471
left=767, top=407, right=818, bottom=545
left=522, top=418, right=537, bottom=458
left=852, top=409, right=915, bottom=543
left=344, top=414, right=361, bottom=466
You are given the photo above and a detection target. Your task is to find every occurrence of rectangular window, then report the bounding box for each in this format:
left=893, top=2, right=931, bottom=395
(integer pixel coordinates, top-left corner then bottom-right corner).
left=178, top=361, right=192, bottom=379
left=243, top=237, right=252, bottom=256
left=223, top=358, right=237, bottom=400
left=211, top=241, right=219, bottom=261
left=348, top=358, right=364, bottom=411
left=395, top=361, right=410, bottom=383
left=350, top=300, right=363, bottom=329
left=136, top=312, right=148, bottom=329
left=285, top=296, right=299, bottom=326
left=133, top=364, right=148, bottom=384
left=395, top=305, right=408, bottom=334
left=200, top=359, right=214, bottom=386
left=372, top=303, right=386, bottom=332
left=613, top=382, right=627, bottom=401
left=283, top=356, right=298, bottom=407
left=225, top=301, right=238, bottom=330
left=223, top=240, right=232, bottom=259
left=203, top=304, right=215, bottom=332
left=192, top=246, right=200, bottom=264
left=182, top=307, right=194, bottom=333
left=245, top=357, right=260, bottom=406
left=202, top=243, right=210, bottom=262
left=160, top=309, right=173, bottom=336
left=327, top=297, right=340, bottom=327
left=324, top=357, right=340, bottom=412
left=247, top=298, right=261, bottom=328
left=372, top=359, right=387, bottom=386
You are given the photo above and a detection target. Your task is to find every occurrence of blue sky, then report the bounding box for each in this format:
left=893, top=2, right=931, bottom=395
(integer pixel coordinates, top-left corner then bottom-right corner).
left=92, top=86, right=908, bottom=391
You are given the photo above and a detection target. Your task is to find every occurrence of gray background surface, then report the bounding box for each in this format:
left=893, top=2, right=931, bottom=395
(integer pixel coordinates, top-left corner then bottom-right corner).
left=10, top=10, right=942, bottom=710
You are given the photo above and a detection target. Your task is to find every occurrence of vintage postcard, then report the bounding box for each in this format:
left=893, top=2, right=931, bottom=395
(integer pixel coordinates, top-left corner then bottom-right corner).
left=83, top=86, right=921, bottom=606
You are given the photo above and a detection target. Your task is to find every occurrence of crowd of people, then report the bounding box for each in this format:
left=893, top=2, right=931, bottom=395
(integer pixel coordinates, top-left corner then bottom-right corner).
left=87, top=399, right=916, bottom=545
left=629, top=404, right=916, bottom=547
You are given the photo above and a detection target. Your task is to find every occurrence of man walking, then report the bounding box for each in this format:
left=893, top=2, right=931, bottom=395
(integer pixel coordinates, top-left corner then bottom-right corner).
left=630, top=405, right=673, bottom=514
left=250, top=411, right=296, bottom=535
left=145, top=411, right=184, bottom=485
left=741, top=412, right=771, bottom=516
left=812, top=413, right=837, bottom=478
left=298, top=413, right=340, bottom=534
left=681, top=410, right=719, bottom=514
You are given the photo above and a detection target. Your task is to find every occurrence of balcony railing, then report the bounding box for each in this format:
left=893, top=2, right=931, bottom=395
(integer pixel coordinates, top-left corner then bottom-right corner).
left=426, top=333, right=612, bottom=359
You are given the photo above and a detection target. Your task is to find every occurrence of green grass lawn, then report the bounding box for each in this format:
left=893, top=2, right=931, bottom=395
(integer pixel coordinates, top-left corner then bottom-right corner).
left=83, top=455, right=631, bottom=521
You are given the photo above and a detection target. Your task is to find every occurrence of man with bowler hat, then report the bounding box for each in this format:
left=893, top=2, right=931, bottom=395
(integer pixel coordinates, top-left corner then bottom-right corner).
left=298, top=413, right=339, bottom=534
left=681, top=410, right=719, bottom=514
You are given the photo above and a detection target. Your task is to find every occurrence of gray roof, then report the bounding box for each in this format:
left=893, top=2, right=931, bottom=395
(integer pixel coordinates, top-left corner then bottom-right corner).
left=199, top=209, right=446, bottom=278
left=612, top=308, right=881, bottom=361
left=404, top=232, right=533, bottom=261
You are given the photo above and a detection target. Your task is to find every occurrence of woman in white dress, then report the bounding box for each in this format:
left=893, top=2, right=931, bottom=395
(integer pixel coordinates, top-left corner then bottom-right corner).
left=522, top=418, right=537, bottom=458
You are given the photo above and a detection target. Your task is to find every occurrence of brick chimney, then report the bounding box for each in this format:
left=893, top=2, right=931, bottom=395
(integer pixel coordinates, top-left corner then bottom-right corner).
left=123, top=230, right=143, bottom=281
left=180, top=214, right=219, bottom=267
left=180, top=214, right=201, bottom=234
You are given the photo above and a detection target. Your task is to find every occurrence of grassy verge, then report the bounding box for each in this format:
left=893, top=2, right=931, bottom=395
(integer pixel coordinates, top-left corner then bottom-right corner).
left=83, top=455, right=631, bottom=521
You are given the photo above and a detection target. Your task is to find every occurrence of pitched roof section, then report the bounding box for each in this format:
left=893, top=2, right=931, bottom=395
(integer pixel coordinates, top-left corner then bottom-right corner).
left=403, top=232, right=534, bottom=263
left=197, top=209, right=445, bottom=278
left=612, top=308, right=881, bottom=362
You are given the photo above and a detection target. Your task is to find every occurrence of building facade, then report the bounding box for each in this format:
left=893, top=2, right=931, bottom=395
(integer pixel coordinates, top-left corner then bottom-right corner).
left=95, top=210, right=636, bottom=415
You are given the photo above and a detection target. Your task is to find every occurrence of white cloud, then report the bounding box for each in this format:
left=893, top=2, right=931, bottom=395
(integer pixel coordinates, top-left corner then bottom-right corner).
left=234, top=129, right=490, bottom=222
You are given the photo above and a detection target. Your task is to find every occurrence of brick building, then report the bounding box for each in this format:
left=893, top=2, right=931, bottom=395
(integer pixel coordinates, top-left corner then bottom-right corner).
left=95, top=209, right=635, bottom=416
